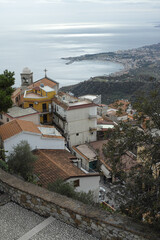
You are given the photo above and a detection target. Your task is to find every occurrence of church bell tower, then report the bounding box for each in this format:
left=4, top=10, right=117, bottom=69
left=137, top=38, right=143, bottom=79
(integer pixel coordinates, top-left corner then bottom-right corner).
left=21, top=67, right=33, bottom=88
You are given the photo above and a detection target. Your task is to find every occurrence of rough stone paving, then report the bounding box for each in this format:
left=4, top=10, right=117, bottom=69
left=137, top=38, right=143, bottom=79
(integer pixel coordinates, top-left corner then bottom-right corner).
left=0, top=202, right=98, bottom=240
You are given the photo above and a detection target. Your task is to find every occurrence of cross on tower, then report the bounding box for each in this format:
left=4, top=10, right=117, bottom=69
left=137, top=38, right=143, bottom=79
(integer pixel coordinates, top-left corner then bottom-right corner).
left=44, top=68, right=48, bottom=77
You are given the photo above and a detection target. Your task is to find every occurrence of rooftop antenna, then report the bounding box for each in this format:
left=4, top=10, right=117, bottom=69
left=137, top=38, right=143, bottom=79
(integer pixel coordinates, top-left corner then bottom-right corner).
left=44, top=68, right=48, bottom=78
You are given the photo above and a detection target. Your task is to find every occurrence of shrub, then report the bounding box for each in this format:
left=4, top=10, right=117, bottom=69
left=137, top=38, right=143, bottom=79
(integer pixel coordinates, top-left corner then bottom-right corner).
left=0, top=159, right=8, bottom=172
left=48, top=179, right=76, bottom=198
left=7, top=140, right=37, bottom=180
left=48, top=178, right=95, bottom=205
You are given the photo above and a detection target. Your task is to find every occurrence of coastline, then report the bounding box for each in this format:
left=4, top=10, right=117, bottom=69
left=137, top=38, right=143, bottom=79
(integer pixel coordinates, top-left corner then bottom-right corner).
left=62, top=42, right=160, bottom=78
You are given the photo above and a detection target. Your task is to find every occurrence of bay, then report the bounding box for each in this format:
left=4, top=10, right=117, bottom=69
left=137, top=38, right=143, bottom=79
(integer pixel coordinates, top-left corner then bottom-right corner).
left=0, top=0, right=160, bottom=87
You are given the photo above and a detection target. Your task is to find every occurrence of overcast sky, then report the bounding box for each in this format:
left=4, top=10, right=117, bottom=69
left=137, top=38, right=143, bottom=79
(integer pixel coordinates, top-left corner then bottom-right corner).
left=0, top=0, right=160, bottom=31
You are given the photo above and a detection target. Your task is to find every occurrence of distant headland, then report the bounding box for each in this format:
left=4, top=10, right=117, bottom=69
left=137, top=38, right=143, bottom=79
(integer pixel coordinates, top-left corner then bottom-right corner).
left=62, top=43, right=160, bottom=78
left=61, top=43, right=160, bottom=104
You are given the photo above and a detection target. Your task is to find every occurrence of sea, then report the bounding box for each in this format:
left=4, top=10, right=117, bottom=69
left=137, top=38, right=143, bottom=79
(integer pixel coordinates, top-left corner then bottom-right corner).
left=0, top=0, right=160, bottom=87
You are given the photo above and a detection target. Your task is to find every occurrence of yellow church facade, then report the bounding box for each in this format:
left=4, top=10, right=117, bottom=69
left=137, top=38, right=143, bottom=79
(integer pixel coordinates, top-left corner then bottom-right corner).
left=23, top=85, right=56, bottom=124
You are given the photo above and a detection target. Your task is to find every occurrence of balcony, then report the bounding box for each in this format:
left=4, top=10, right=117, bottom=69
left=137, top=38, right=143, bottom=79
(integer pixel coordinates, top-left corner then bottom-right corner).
left=53, top=111, right=67, bottom=122
left=42, top=109, right=49, bottom=113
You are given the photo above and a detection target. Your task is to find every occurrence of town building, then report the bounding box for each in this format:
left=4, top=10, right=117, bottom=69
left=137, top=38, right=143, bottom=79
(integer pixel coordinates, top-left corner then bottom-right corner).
left=97, top=104, right=108, bottom=116
left=79, top=94, right=101, bottom=105
left=0, top=106, right=40, bottom=125
left=72, top=144, right=98, bottom=171
left=52, top=92, right=97, bottom=148
left=97, top=116, right=115, bottom=140
left=33, top=149, right=100, bottom=202
left=23, top=84, right=56, bottom=124
left=0, top=119, right=65, bottom=156
left=12, top=68, right=59, bottom=108
left=11, top=87, right=23, bottom=107
left=72, top=141, right=111, bottom=180
left=27, top=75, right=59, bottom=94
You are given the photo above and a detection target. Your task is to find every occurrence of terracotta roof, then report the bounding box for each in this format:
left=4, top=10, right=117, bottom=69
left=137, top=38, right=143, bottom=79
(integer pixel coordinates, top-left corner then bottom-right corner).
left=12, top=87, right=22, bottom=98
left=0, top=119, right=41, bottom=140
left=98, top=104, right=107, bottom=107
left=28, top=77, right=58, bottom=89
left=108, top=100, right=130, bottom=112
left=68, top=103, right=97, bottom=111
left=97, top=117, right=114, bottom=125
left=42, top=135, right=64, bottom=139
left=33, top=149, right=90, bottom=187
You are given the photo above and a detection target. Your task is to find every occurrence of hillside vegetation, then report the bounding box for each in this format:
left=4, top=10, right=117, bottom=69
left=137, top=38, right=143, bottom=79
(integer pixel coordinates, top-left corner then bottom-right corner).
left=61, top=43, right=160, bottom=104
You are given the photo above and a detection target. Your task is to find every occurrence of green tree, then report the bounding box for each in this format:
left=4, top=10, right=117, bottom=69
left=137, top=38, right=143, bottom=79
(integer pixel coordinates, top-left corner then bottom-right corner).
left=7, top=141, right=37, bottom=180
left=0, top=70, right=15, bottom=112
left=103, top=90, right=160, bottom=229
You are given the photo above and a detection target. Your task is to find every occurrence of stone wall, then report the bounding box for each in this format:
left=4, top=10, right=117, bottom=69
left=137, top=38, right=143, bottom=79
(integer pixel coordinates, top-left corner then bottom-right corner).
left=0, top=169, right=159, bottom=240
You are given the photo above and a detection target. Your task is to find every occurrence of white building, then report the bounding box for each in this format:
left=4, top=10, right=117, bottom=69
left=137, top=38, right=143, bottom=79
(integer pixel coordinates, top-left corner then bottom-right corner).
left=0, top=119, right=65, bottom=156
left=72, top=142, right=111, bottom=180
left=52, top=92, right=97, bottom=148
left=34, top=149, right=100, bottom=202
left=0, top=106, right=40, bottom=125
left=79, top=94, right=101, bottom=105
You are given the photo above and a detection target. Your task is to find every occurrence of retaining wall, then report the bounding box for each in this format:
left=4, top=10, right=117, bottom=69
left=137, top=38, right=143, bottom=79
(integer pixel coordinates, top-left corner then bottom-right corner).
left=0, top=169, right=159, bottom=240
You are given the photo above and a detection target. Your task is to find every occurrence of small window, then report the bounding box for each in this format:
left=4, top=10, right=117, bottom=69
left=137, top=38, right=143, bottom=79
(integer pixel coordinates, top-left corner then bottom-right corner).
left=0, top=114, right=3, bottom=119
left=76, top=133, right=79, bottom=136
left=7, top=118, right=9, bottom=122
left=74, top=179, right=80, bottom=187
left=29, top=104, right=33, bottom=107
left=16, top=97, right=18, bottom=102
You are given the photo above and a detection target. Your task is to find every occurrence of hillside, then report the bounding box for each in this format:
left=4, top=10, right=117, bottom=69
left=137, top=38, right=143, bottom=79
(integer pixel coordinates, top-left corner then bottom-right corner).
left=61, top=77, right=159, bottom=104
left=61, top=43, right=160, bottom=104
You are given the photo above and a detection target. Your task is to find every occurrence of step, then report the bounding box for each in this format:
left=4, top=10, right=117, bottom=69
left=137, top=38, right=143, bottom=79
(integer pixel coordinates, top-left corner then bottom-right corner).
left=17, top=216, right=55, bottom=240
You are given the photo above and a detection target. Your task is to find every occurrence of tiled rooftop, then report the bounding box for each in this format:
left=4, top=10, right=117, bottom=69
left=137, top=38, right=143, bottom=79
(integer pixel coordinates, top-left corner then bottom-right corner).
left=33, top=149, right=86, bottom=187
left=0, top=119, right=41, bottom=140
left=28, top=77, right=58, bottom=89
left=0, top=119, right=63, bottom=141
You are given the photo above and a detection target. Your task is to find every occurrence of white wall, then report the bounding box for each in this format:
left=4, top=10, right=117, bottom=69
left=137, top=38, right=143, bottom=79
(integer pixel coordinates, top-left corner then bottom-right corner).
left=72, top=149, right=90, bottom=171
left=4, top=131, right=65, bottom=156
left=100, top=164, right=111, bottom=179
left=67, top=107, right=97, bottom=147
left=66, top=175, right=100, bottom=202
left=52, top=102, right=97, bottom=147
